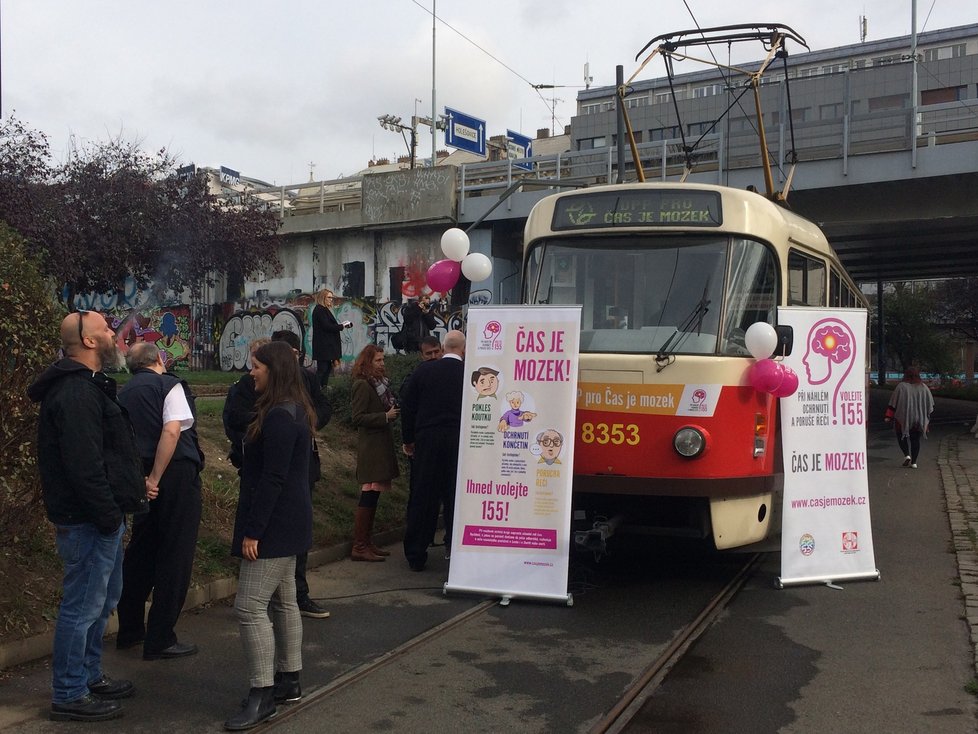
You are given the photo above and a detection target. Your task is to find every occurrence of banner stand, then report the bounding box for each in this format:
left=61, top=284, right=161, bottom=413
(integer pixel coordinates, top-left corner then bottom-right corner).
left=775, top=569, right=881, bottom=589
left=444, top=305, right=581, bottom=606
left=443, top=583, right=574, bottom=607
left=776, top=307, right=878, bottom=588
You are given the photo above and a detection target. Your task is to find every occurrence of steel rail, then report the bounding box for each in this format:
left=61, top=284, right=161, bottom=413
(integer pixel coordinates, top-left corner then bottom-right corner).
left=255, top=599, right=497, bottom=731
left=588, top=552, right=764, bottom=734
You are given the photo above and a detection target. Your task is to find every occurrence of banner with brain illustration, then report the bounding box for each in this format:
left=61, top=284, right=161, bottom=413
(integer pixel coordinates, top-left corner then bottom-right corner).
left=776, top=307, right=878, bottom=587
left=445, top=305, right=581, bottom=605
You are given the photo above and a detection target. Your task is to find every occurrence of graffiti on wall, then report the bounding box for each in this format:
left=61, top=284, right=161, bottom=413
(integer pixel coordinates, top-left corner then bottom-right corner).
left=66, top=284, right=489, bottom=372
left=104, top=306, right=193, bottom=369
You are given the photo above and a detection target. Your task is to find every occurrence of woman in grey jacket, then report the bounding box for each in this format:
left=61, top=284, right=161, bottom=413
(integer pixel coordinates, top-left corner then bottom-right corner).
left=885, top=367, right=935, bottom=469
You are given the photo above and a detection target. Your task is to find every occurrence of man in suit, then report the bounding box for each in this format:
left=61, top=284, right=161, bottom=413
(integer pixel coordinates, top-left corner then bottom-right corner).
left=311, top=289, right=352, bottom=389
left=399, top=330, right=466, bottom=571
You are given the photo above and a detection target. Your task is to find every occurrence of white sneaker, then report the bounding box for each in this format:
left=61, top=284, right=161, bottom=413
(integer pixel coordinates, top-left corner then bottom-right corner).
left=911, top=463, right=918, bottom=469
left=902, top=456, right=912, bottom=467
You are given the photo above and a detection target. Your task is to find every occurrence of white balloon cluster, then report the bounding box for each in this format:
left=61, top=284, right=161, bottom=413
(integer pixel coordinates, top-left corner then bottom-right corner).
left=426, top=228, right=493, bottom=292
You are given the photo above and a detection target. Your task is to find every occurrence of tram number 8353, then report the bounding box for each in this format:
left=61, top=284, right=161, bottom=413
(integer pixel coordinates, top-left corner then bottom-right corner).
left=580, top=422, right=641, bottom=446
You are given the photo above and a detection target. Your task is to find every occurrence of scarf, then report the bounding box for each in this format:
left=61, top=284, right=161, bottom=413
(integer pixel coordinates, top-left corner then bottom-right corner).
left=370, top=376, right=396, bottom=410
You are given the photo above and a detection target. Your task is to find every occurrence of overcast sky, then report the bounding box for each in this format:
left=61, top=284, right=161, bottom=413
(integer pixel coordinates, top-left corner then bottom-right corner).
left=3, top=1, right=974, bottom=185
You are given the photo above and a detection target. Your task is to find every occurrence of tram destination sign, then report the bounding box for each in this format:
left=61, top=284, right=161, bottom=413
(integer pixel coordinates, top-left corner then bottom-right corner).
left=551, top=189, right=722, bottom=230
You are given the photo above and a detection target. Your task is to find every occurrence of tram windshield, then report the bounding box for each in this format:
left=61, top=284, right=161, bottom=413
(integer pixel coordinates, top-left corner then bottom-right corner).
left=525, top=236, right=777, bottom=355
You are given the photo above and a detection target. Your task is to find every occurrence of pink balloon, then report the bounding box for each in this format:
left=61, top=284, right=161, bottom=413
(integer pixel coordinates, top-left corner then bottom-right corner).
left=426, top=259, right=461, bottom=292
left=773, top=366, right=799, bottom=398
left=749, top=359, right=785, bottom=393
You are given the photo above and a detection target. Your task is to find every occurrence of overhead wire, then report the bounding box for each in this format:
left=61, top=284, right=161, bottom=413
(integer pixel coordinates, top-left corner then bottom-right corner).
left=408, top=0, right=565, bottom=129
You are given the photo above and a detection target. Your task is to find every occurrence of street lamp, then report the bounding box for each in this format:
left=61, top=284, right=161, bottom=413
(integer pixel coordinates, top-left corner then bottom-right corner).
left=377, top=114, right=418, bottom=169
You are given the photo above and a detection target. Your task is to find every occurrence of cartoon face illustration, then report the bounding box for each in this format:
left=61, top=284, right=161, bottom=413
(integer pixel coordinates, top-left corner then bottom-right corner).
left=506, top=391, right=523, bottom=411
left=471, top=367, right=500, bottom=398
left=536, top=429, right=564, bottom=465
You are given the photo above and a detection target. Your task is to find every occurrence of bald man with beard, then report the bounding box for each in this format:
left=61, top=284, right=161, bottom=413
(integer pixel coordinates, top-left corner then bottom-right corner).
left=28, top=311, right=147, bottom=721
left=399, top=330, right=466, bottom=572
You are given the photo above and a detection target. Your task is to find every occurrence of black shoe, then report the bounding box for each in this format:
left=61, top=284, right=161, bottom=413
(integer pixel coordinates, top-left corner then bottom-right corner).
left=225, top=687, right=276, bottom=730
left=88, top=675, right=135, bottom=700
left=273, top=671, right=302, bottom=704
left=143, top=641, right=198, bottom=660
left=51, top=693, right=123, bottom=722
left=409, top=563, right=425, bottom=572
left=297, top=597, right=330, bottom=619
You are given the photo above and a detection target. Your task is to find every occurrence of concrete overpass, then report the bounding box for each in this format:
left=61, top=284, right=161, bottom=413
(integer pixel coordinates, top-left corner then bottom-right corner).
left=453, top=104, right=978, bottom=286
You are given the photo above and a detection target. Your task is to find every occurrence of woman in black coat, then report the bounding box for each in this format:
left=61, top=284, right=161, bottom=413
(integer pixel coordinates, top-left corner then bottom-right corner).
left=225, top=341, right=317, bottom=731
left=311, top=289, right=350, bottom=389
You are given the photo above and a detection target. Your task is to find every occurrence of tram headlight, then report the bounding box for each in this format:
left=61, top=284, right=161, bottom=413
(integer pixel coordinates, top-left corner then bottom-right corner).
left=673, top=426, right=707, bottom=458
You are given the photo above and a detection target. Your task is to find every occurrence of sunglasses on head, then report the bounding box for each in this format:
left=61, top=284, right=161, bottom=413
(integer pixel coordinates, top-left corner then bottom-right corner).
left=76, top=310, right=91, bottom=342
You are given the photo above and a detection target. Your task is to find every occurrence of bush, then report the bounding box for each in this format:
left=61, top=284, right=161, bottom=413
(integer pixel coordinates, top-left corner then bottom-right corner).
left=0, top=223, right=63, bottom=535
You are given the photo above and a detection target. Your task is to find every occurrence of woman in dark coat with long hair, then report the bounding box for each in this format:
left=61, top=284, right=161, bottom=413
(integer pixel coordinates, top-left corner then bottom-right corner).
left=225, top=341, right=317, bottom=731
left=349, top=344, right=400, bottom=562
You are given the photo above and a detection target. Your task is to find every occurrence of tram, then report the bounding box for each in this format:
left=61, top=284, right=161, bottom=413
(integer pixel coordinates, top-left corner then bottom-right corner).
left=521, top=181, right=866, bottom=550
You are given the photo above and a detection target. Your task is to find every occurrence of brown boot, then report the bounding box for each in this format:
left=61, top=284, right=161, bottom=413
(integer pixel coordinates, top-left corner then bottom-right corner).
left=364, top=504, right=391, bottom=556
left=351, top=507, right=384, bottom=562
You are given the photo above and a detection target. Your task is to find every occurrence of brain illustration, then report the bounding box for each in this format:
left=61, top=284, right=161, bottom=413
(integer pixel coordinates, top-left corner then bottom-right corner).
left=810, top=324, right=852, bottom=364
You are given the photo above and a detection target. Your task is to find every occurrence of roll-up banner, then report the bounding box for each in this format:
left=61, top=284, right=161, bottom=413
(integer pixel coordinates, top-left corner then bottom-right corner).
left=776, top=307, right=879, bottom=587
left=445, top=305, right=581, bottom=605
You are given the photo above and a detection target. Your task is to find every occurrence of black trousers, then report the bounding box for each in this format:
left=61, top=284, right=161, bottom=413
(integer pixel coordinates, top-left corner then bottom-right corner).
left=316, top=359, right=334, bottom=389
left=403, top=431, right=459, bottom=567
left=896, top=426, right=923, bottom=463
left=117, top=459, right=202, bottom=652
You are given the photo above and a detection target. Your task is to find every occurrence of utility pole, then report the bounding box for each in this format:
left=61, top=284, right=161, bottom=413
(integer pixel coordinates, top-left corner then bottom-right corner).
left=431, top=0, right=437, bottom=167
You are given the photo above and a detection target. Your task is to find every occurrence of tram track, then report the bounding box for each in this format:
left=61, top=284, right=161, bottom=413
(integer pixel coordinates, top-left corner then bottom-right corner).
left=255, top=598, right=499, bottom=732
left=251, top=551, right=762, bottom=733
left=589, top=552, right=764, bottom=734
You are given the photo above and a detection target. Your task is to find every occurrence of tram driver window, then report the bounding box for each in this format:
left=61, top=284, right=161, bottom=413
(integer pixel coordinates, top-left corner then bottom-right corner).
left=720, top=239, right=777, bottom=356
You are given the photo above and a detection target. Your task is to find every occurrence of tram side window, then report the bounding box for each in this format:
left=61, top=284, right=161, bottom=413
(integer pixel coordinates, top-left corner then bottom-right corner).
left=720, top=239, right=778, bottom=356
left=830, top=269, right=842, bottom=307
left=787, top=251, right=826, bottom=306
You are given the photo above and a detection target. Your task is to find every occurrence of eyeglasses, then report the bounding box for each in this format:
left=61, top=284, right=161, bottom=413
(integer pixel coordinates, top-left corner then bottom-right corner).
left=76, top=310, right=90, bottom=343
left=539, top=437, right=562, bottom=447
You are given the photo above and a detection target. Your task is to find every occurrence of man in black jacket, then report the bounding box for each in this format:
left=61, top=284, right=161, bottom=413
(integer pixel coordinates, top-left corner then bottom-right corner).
left=400, top=295, right=437, bottom=353
left=27, top=310, right=147, bottom=722
left=116, top=342, right=203, bottom=660
left=223, top=330, right=332, bottom=617
left=400, top=329, right=466, bottom=571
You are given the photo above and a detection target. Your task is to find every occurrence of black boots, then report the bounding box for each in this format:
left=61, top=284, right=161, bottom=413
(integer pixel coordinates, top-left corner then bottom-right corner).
left=273, top=671, right=302, bottom=704
left=225, top=686, right=276, bottom=731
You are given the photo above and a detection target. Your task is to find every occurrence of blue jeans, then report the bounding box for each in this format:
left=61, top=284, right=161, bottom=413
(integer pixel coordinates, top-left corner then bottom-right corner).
left=51, top=521, right=125, bottom=703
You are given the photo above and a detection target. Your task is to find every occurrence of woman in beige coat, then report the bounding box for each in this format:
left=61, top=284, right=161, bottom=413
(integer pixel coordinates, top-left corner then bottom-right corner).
left=349, top=345, right=400, bottom=561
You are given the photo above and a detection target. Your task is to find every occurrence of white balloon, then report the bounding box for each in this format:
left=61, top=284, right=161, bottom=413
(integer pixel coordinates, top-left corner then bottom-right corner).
left=440, top=228, right=470, bottom=262
left=461, top=252, right=492, bottom=282
left=745, top=322, right=779, bottom=360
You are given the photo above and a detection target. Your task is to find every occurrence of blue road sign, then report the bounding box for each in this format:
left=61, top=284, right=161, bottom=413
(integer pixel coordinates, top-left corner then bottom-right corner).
left=444, top=107, right=486, bottom=157
left=506, top=130, right=533, bottom=171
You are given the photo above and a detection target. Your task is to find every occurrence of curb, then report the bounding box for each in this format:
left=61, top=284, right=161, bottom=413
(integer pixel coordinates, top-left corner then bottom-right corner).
left=0, top=528, right=404, bottom=672
left=940, top=432, right=978, bottom=677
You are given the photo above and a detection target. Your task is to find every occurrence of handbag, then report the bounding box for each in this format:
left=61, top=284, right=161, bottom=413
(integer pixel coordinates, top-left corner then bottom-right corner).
left=391, top=330, right=406, bottom=351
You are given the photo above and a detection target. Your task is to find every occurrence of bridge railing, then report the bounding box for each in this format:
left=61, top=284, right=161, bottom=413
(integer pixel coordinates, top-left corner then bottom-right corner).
left=255, top=98, right=978, bottom=220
